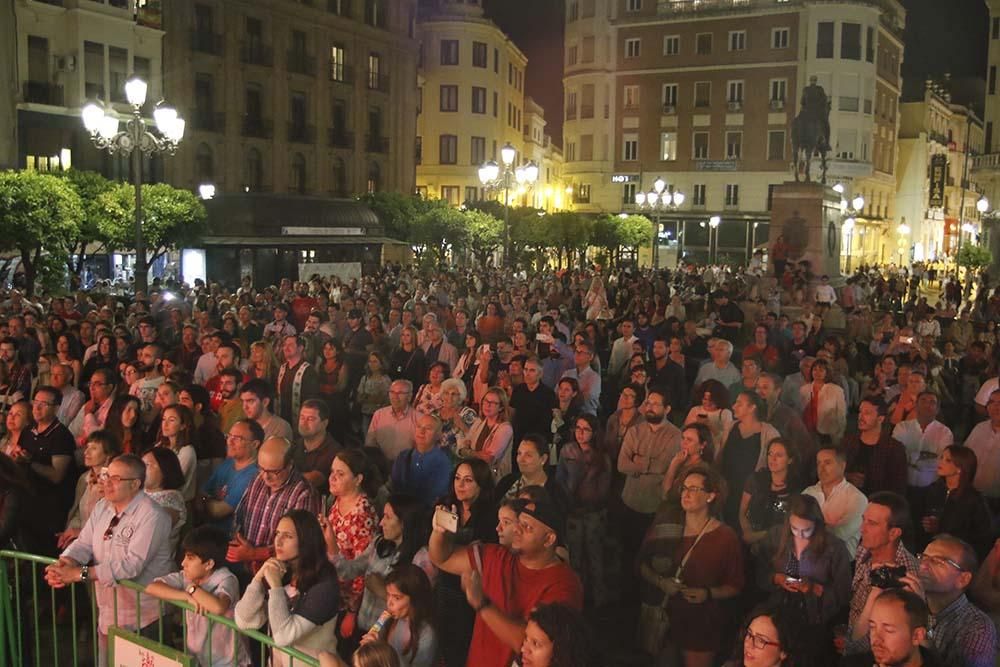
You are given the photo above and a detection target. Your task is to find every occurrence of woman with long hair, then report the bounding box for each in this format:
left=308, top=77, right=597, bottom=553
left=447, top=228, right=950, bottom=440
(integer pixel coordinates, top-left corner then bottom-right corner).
left=604, top=383, right=644, bottom=475
left=317, top=339, right=351, bottom=441
left=459, top=386, right=514, bottom=480
left=740, top=439, right=803, bottom=546
left=718, top=392, right=779, bottom=528
left=519, top=603, right=595, bottom=667
left=413, top=362, right=449, bottom=417
left=390, top=326, right=427, bottom=392
left=236, top=509, right=341, bottom=665
left=800, top=359, right=846, bottom=445
left=326, top=494, right=435, bottom=637
left=551, top=377, right=582, bottom=460
left=0, top=400, right=32, bottom=458
left=556, top=413, right=612, bottom=606
left=141, top=446, right=188, bottom=553
left=248, top=340, right=279, bottom=385
left=435, top=378, right=476, bottom=455
left=321, top=449, right=381, bottom=642
left=767, top=494, right=850, bottom=665
left=358, top=351, right=392, bottom=436
left=451, top=331, right=482, bottom=394
left=156, top=403, right=198, bottom=502
left=684, top=380, right=734, bottom=454
left=362, top=564, right=437, bottom=667
left=734, top=603, right=802, bottom=667
left=55, top=333, right=83, bottom=388
left=919, top=445, right=994, bottom=559
left=81, top=333, right=118, bottom=388
left=105, top=394, right=148, bottom=455
left=57, top=430, right=121, bottom=549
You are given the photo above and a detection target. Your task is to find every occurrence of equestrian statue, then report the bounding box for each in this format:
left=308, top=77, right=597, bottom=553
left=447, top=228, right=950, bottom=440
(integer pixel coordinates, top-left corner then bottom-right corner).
left=792, top=76, right=831, bottom=184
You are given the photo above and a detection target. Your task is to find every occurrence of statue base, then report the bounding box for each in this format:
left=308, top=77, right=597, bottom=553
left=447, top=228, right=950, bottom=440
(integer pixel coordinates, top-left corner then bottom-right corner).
left=768, top=182, right=843, bottom=281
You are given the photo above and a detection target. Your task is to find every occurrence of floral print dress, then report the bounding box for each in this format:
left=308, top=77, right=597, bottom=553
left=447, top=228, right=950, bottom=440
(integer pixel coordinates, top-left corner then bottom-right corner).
left=328, top=494, right=377, bottom=614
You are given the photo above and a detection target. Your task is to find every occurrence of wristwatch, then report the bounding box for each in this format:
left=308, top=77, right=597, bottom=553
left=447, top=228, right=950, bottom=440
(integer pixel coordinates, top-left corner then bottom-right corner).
left=79, top=565, right=89, bottom=583
left=187, top=584, right=198, bottom=596
left=475, top=596, right=492, bottom=613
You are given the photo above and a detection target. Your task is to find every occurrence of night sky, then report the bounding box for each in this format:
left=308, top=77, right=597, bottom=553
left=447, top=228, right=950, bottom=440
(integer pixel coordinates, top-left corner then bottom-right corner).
left=483, top=0, right=991, bottom=145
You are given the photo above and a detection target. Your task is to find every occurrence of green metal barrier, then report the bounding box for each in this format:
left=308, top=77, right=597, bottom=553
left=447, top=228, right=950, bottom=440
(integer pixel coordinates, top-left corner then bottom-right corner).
left=0, top=549, right=320, bottom=667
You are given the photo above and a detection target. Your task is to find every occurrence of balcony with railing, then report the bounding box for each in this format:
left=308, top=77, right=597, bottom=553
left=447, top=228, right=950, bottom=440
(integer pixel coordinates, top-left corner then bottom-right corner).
left=191, top=31, right=223, bottom=55
left=241, top=116, right=273, bottom=139
left=241, top=42, right=273, bottom=67
left=328, top=128, right=354, bottom=148
left=22, top=81, right=64, bottom=106
left=287, top=52, right=316, bottom=76
left=288, top=123, right=316, bottom=143
left=193, top=111, right=226, bottom=133
left=365, top=135, right=390, bottom=153
left=972, top=153, right=1000, bottom=172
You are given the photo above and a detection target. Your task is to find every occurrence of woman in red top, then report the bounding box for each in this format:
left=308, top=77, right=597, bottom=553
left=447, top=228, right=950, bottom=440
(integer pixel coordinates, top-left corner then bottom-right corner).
left=322, top=449, right=380, bottom=642
left=475, top=302, right=505, bottom=344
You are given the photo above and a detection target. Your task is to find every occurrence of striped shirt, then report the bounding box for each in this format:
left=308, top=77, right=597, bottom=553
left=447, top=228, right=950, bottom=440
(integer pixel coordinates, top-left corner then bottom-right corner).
left=929, top=594, right=999, bottom=667
left=233, top=469, right=320, bottom=564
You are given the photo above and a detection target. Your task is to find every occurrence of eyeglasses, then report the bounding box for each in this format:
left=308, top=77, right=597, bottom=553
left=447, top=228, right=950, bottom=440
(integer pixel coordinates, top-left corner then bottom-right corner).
left=98, top=468, right=138, bottom=485
left=103, top=513, right=123, bottom=541
left=916, top=552, right=966, bottom=572
left=680, top=485, right=706, bottom=495
left=31, top=400, right=55, bottom=408
left=575, top=425, right=593, bottom=433
left=259, top=464, right=289, bottom=478
left=745, top=628, right=781, bottom=650
left=226, top=433, right=253, bottom=443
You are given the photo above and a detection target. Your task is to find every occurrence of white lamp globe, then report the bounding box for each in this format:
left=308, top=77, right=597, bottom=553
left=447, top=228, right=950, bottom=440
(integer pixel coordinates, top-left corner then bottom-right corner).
left=124, top=78, right=148, bottom=107
left=82, top=103, right=105, bottom=133
left=852, top=195, right=865, bottom=211
left=635, top=192, right=647, bottom=206
left=653, top=177, right=666, bottom=194
left=500, top=143, right=516, bottom=166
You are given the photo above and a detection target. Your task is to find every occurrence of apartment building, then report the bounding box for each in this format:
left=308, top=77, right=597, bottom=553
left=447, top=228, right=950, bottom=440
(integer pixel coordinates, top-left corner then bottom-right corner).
left=563, top=0, right=905, bottom=266
left=161, top=0, right=419, bottom=198
left=971, top=0, right=1000, bottom=271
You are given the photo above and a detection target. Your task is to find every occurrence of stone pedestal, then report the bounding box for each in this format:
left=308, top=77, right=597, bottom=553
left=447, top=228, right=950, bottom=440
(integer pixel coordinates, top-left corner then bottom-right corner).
left=768, top=182, right=842, bottom=280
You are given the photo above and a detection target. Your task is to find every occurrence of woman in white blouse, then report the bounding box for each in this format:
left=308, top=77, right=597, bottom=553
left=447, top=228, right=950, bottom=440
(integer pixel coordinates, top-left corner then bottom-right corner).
left=800, top=359, right=846, bottom=446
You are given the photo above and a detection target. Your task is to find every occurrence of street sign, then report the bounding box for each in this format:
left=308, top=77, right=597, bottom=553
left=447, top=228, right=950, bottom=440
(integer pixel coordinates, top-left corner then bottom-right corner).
left=929, top=154, right=946, bottom=208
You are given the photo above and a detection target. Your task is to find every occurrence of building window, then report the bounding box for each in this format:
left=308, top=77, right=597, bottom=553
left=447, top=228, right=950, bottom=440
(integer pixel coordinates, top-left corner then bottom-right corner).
left=841, top=22, right=861, bottom=60
left=367, top=162, right=380, bottom=193
left=245, top=147, right=263, bottom=191
left=332, top=157, right=347, bottom=196
left=772, top=28, right=789, bottom=49
left=574, top=184, right=590, bottom=203
left=994, top=17, right=1000, bottom=39
left=493, top=91, right=498, bottom=117
left=133, top=56, right=151, bottom=85
left=866, top=26, right=875, bottom=62
left=623, top=183, right=637, bottom=205
left=471, top=136, right=486, bottom=165
left=660, top=132, right=677, bottom=161
left=626, top=0, right=641, bottom=11
left=291, top=153, right=307, bottom=194
left=580, top=134, right=593, bottom=160
left=622, top=133, right=638, bottom=161
left=565, top=141, right=576, bottom=161
left=567, top=45, right=578, bottom=66
left=493, top=47, right=499, bottom=72
left=367, top=53, right=381, bottom=89
left=623, top=85, right=639, bottom=109
left=693, top=132, right=709, bottom=159
left=728, top=31, right=746, bottom=51
left=696, top=33, right=712, bottom=55
left=473, top=41, right=487, bottom=68
left=471, top=86, right=486, bottom=113
left=109, top=47, right=128, bottom=102
left=441, top=39, right=459, bottom=65
left=726, top=131, right=742, bottom=159
left=625, top=38, right=641, bottom=58
left=817, top=22, right=834, bottom=58
left=439, top=134, right=457, bottom=164
left=988, top=122, right=994, bottom=152
left=694, top=81, right=711, bottom=107
left=464, top=186, right=479, bottom=204
left=195, top=143, right=213, bottom=182
left=365, top=0, right=386, bottom=28
left=582, top=35, right=595, bottom=62
left=768, top=130, right=786, bottom=160
left=991, top=66, right=997, bottom=95
left=725, top=184, right=739, bottom=207
left=441, top=186, right=460, bottom=206
left=770, top=79, right=787, bottom=102
left=662, top=83, right=678, bottom=109
left=727, top=80, right=744, bottom=104
left=693, top=184, right=706, bottom=206
left=330, top=46, right=346, bottom=81
left=568, top=1, right=578, bottom=21
left=440, top=85, right=458, bottom=112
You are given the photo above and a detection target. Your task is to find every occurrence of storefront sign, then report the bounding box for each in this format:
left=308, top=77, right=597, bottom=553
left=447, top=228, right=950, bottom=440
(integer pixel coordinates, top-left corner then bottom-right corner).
left=695, top=160, right=738, bottom=172
left=610, top=174, right=638, bottom=183
left=929, top=154, right=946, bottom=208
left=281, top=226, right=365, bottom=236
left=110, top=627, right=191, bottom=667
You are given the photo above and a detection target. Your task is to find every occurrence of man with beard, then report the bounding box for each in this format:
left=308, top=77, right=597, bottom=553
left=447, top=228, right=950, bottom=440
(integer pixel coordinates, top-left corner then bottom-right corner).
left=204, top=343, right=247, bottom=413
left=274, top=335, right=319, bottom=434
left=617, top=388, right=681, bottom=599
left=299, top=310, right=330, bottom=365
left=842, top=398, right=908, bottom=496
left=239, top=379, right=293, bottom=441
left=130, top=342, right=165, bottom=428
left=841, top=589, right=943, bottom=667
left=649, top=336, right=688, bottom=420
left=216, top=368, right=246, bottom=434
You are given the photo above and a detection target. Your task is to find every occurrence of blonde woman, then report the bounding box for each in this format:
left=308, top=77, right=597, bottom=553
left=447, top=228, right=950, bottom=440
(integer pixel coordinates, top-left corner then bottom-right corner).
left=248, top=340, right=278, bottom=385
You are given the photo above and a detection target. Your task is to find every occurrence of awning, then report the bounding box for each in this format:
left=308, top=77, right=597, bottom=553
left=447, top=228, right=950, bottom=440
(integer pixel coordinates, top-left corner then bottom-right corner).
left=199, top=236, right=406, bottom=247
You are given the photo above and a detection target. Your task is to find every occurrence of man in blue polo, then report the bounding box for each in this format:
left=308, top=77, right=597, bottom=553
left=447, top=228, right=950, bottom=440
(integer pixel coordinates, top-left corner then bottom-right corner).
left=391, top=413, right=451, bottom=507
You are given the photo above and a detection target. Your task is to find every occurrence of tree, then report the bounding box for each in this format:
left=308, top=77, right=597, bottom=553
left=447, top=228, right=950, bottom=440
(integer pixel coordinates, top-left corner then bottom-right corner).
left=957, top=243, right=993, bottom=296
left=98, top=182, right=208, bottom=269
left=59, top=169, right=116, bottom=276
left=544, top=212, right=593, bottom=269
left=409, top=206, right=469, bottom=265
left=0, top=170, right=83, bottom=296
left=358, top=191, right=446, bottom=242
left=464, top=209, right=504, bottom=266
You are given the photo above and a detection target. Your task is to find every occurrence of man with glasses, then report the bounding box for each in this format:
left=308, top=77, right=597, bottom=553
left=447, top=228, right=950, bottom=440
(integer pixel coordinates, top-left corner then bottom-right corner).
left=365, top=379, right=418, bottom=462
left=45, top=454, right=173, bottom=667
left=905, top=535, right=998, bottom=667
left=22, top=385, right=77, bottom=553
left=197, top=419, right=263, bottom=533
left=226, top=436, right=320, bottom=578
left=69, top=367, right=117, bottom=448
left=561, top=340, right=601, bottom=415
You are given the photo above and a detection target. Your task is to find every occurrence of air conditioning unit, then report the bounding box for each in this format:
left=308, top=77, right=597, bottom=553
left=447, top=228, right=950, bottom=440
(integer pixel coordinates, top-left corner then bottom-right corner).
left=662, top=104, right=676, bottom=114
left=728, top=100, right=742, bottom=111
left=770, top=99, right=785, bottom=111
left=56, top=55, right=77, bottom=72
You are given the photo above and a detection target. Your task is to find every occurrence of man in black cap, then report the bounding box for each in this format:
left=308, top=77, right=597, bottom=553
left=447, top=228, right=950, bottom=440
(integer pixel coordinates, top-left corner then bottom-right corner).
left=262, top=302, right=297, bottom=343
left=343, top=308, right=373, bottom=390
left=429, top=494, right=583, bottom=667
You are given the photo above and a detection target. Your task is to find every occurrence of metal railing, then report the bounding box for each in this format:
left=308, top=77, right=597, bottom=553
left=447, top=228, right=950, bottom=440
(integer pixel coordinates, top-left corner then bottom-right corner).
left=0, top=549, right=319, bottom=667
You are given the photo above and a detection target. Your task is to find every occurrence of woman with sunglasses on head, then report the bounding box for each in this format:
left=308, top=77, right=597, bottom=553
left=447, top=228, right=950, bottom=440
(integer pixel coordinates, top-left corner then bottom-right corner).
left=766, top=494, right=850, bottom=666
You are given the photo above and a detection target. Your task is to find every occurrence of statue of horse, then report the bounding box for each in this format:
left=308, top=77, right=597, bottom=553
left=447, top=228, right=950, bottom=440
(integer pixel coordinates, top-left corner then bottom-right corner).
left=791, top=113, right=829, bottom=184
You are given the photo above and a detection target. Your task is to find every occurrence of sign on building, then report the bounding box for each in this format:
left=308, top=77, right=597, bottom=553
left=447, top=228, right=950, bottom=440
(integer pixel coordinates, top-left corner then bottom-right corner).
left=929, top=154, right=947, bottom=208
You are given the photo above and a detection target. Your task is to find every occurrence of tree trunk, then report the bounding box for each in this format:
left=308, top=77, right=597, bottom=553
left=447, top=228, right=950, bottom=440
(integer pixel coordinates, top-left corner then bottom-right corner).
left=21, top=249, right=36, bottom=298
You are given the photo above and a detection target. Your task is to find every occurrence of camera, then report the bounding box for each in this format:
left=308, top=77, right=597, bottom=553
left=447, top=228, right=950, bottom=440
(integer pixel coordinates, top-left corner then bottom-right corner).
left=869, top=565, right=907, bottom=589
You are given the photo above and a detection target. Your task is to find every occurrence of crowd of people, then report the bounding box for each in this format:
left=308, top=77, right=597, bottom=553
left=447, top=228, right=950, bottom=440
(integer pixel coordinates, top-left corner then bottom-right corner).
left=0, top=257, right=999, bottom=666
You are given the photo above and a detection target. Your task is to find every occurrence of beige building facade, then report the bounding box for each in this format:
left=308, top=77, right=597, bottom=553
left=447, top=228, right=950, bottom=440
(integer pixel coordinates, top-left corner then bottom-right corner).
left=563, top=0, right=905, bottom=266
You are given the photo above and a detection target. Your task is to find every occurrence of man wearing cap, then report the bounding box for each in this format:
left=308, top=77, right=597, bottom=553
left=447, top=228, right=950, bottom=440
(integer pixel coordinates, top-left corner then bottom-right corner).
left=262, top=303, right=297, bottom=343
left=343, top=308, right=373, bottom=389
left=429, top=495, right=583, bottom=667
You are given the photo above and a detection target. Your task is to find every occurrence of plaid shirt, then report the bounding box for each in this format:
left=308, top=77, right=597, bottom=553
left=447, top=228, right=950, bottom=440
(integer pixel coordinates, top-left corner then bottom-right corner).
left=233, top=469, right=320, bottom=566
left=929, top=594, right=999, bottom=667
left=846, top=541, right=919, bottom=655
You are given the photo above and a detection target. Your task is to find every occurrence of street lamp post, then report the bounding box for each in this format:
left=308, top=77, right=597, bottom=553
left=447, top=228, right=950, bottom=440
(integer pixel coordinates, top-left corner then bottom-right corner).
left=478, top=142, right=538, bottom=268
left=834, top=184, right=865, bottom=273
left=635, top=177, right=684, bottom=269
left=708, top=215, right=721, bottom=263
left=81, top=77, right=184, bottom=296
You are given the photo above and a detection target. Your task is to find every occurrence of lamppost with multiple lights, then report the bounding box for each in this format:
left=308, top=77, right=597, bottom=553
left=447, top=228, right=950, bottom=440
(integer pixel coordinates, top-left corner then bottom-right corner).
left=635, top=177, right=684, bottom=268
left=478, top=142, right=538, bottom=267
left=699, top=215, right=722, bottom=263
left=833, top=184, right=865, bottom=273
left=82, top=77, right=185, bottom=295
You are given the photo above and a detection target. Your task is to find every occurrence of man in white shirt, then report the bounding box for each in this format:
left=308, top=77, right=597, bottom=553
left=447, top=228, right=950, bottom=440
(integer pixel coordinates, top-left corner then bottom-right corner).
left=803, top=444, right=868, bottom=555
left=891, top=391, right=953, bottom=490
left=815, top=274, right=837, bottom=309
left=365, top=379, right=418, bottom=462
left=694, top=338, right=741, bottom=388
left=561, top=341, right=601, bottom=415
left=963, top=388, right=1000, bottom=503
left=52, top=362, right=85, bottom=427
left=608, top=318, right=638, bottom=380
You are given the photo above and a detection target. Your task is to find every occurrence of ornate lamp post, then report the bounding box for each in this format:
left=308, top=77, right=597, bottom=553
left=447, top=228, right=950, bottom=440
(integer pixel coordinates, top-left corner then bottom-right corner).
left=635, top=177, right=684, bottom=268
left=81, top=77, right=184, bottom=295
left=478, top=142, right=538, bottom=267
left=708, top=215, right=721, bottom=263
left=834, top=184, right=864, bottom=272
